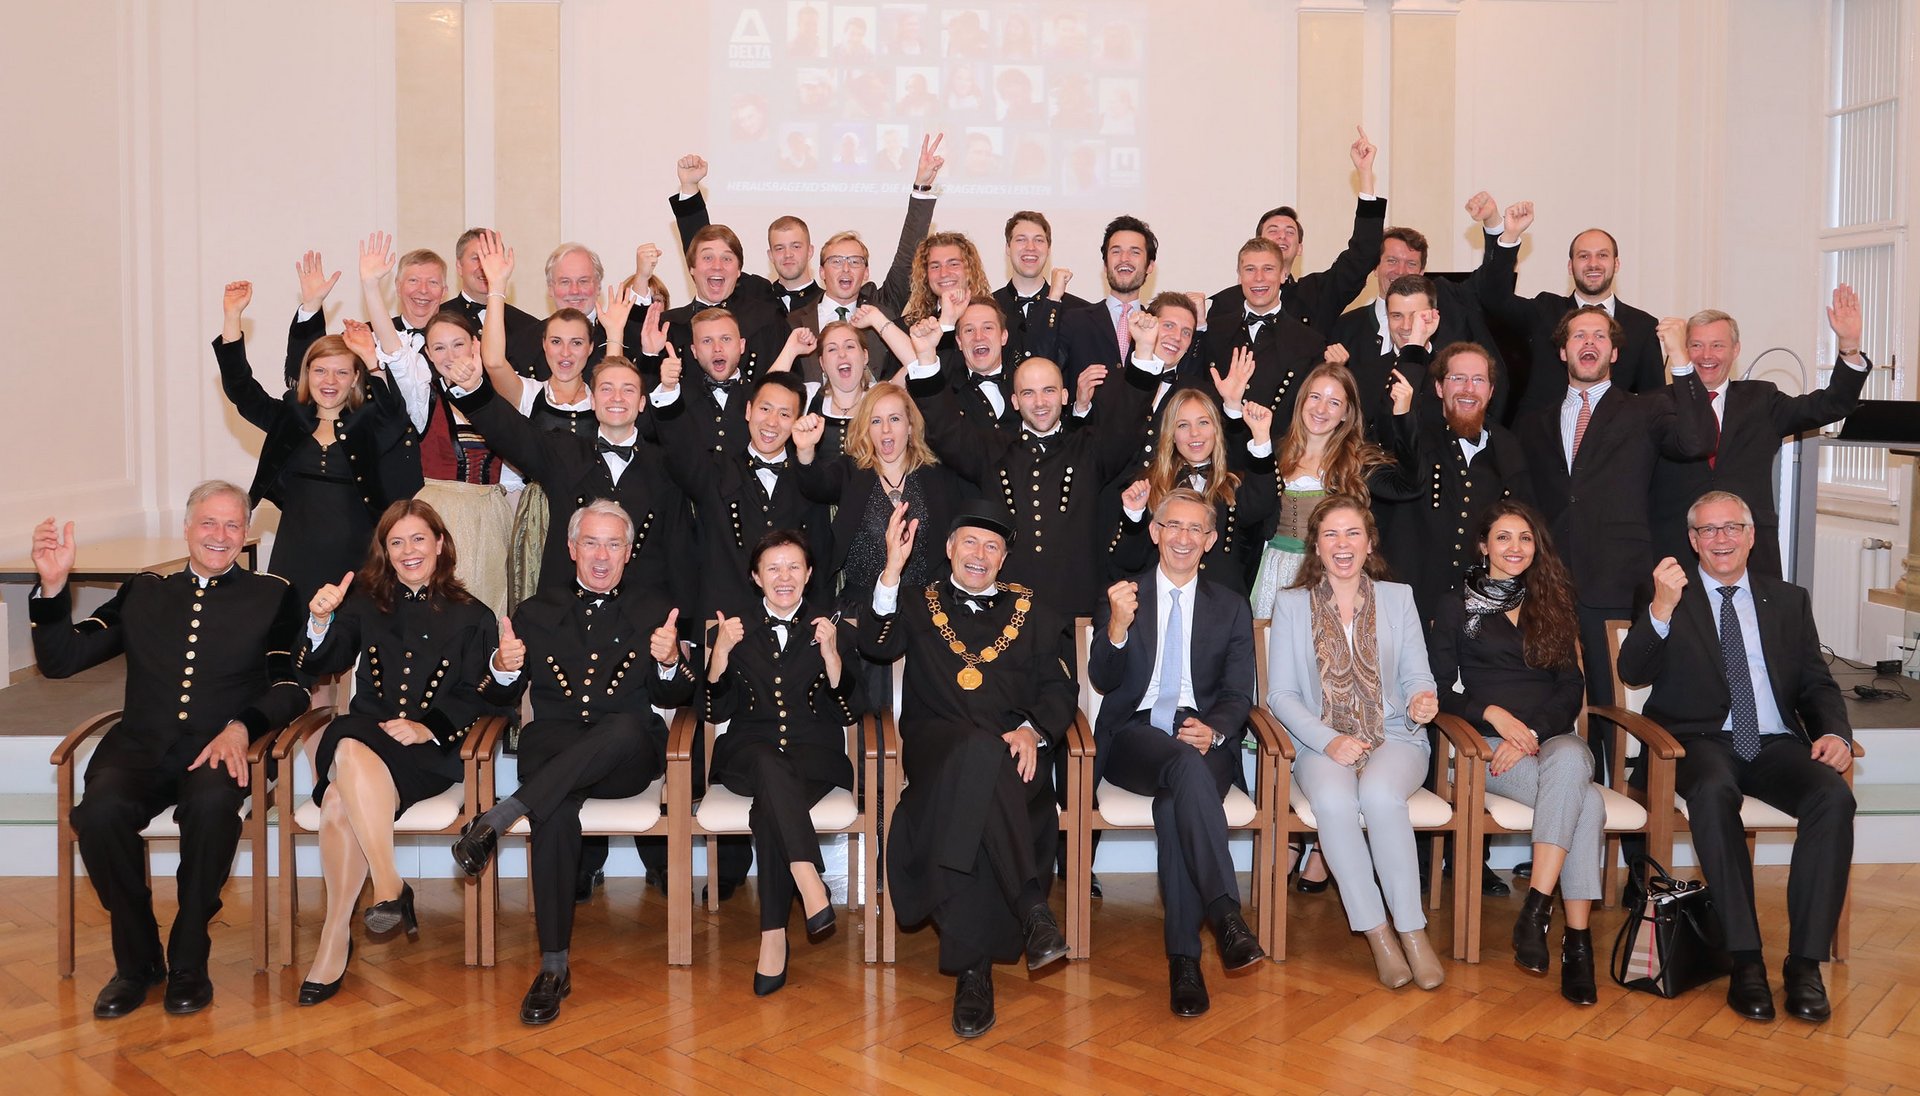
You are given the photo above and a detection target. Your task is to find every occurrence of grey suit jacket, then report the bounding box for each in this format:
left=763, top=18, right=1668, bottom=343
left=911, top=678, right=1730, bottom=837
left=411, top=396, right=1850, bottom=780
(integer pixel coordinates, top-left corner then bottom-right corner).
left=1264, top=579, right=1435, bottom=755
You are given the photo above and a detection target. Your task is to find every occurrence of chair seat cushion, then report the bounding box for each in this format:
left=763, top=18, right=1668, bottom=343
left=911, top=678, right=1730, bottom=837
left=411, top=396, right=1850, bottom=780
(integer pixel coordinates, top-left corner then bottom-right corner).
left=1484, top=786, right=1648, bottom=832
left=137, top=795, right=254, bottom=838
left=696, top=786, right=858, bottom=832
left=505, top=778, right=666, bottom=836
left=1677, top=794, right=1797, bottom=829
left=1094, top=780, right=1258, bottom=828
left=293, top=783, right=466, bottom=833
left=1289, top=782, right=1453, bottom=829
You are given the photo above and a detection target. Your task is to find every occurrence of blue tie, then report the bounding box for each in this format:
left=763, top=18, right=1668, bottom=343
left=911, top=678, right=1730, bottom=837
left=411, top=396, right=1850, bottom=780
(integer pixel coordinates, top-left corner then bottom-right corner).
left=1717, top=586, right=1763, bottom=762
left=1151, top=589, right=1184, bottom=734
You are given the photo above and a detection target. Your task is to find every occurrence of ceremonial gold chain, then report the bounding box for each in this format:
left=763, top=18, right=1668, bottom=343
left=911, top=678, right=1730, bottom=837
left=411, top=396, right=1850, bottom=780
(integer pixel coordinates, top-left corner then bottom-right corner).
left=924, top=582, right=1033, bottom=690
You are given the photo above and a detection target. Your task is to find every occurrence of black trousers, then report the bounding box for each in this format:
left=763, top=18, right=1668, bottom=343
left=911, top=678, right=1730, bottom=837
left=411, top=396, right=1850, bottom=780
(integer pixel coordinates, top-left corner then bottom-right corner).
left=514, top=714, right=664, bottom=952
left=1675, top=734, right=1854, bottom=958
left=1104, top=718, right=1240, bottom=957
left=72, top=763, right=247, bottom=974
left=715, top=742, right=841, bottom=930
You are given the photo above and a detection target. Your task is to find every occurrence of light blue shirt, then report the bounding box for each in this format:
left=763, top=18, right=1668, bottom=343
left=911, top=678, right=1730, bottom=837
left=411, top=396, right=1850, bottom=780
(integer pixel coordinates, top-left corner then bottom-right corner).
left=1648, top=569, right=1791, bottom=738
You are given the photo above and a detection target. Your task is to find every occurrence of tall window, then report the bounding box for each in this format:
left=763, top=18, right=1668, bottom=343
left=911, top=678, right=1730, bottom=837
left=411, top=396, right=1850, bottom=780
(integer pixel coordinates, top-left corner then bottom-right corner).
left=1821, top=0, right=1906, bottom=497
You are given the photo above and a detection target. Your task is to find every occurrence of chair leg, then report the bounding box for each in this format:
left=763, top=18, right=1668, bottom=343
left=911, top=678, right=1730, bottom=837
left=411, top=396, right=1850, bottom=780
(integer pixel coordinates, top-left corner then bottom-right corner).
left=705, top=834, right=719, bottom=914
left=251, top=812, right=269, bottom=972
left=57, top=829, right=75, bottom=979
left=1274, top=830, right=1292, bottom=962
left=1835, top=881, right=1852, bottom=962
left=1602, top=834, right=1621, bottom=911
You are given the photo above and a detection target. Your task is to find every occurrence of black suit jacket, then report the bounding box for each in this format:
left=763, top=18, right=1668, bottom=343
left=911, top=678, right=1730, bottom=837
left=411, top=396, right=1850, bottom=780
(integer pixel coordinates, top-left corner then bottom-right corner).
left=993, top=284, right=1092, bottom=366
left=1087, top=570, right=1255, bottom=785
left=480, top=584, right=696, bottom=727
left=1648, top=360, right=1872, bottom=576
left=1379, top=412, right=1534, bottom=623
left=1515, top=375, right=1713, bottom=609
left=1617, top=570, right=1850, bottom=746
left=1055, top=299, right=1130, bottom=389
left=1189, top=301, right=1329, bottom=429
left=1209, top=195, right=1388, bottom=333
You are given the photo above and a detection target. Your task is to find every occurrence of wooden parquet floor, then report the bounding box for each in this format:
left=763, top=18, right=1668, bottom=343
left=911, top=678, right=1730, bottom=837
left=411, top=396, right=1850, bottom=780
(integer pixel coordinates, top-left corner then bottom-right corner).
left=6, top=864, right=1920, bottom=1095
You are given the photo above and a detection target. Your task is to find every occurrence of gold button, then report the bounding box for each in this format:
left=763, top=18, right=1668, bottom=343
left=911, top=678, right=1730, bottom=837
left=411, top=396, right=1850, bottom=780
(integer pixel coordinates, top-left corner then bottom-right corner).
left=178, top=712, right=188, bottom=720
left=192, top=603, right=202, bottom=612
left=186, top=651, right=195, bottom=661
left=179, top=694, right=189, bottom=704
left=187, top=634, right=198, bottom=643
left=190, top=619, right=199, bottom=628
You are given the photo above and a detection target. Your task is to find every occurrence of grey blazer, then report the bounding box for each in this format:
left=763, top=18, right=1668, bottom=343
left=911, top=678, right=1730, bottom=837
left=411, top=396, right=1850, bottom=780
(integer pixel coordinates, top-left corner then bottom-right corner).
left=1264, top=579, right=1436, bottom=755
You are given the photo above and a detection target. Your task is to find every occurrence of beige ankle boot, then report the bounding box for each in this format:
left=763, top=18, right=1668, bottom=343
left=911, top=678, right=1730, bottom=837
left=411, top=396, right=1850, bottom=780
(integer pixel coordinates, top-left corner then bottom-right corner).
left=1360, top=924, right=1413, bottom=989
left=1398, top=928, right=1446, bottom=990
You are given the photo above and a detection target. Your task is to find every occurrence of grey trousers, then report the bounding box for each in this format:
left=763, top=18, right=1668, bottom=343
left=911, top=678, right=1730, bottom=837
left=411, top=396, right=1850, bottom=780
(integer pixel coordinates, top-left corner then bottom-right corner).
left=1484, top=734, right=1606, bottom=901
left=1294, top=738, right=1430, bottom=932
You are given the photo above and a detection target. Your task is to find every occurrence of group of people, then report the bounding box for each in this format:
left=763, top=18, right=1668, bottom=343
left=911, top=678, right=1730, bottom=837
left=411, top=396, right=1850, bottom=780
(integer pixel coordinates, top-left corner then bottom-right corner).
left=34, top=126, right=1869, bottom=1036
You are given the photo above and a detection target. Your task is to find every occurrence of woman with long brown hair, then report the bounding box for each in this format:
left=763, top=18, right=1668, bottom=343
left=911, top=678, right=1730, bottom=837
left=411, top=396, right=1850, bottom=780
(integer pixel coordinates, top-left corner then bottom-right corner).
left=292, top=499, right=502, bottom=1004
left=1428, top=500, right=1602, bottom=1004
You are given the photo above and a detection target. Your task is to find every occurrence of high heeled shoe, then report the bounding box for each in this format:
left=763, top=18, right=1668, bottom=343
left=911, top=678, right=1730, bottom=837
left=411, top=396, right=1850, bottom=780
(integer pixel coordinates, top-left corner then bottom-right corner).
left=298, top=942, right=352, bottom=1006
left=1295, top=844, right=1331, bottom=893
left=754, top=937, right=790, bottom=997
left=363, top=882, right=418, bottom=940
left=804, top=897, right=837, bottom=940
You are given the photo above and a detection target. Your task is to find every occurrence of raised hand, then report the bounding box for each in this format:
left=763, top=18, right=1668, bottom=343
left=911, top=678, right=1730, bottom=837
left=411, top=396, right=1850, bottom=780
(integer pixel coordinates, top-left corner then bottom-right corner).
left=493, top=616, right=526, bottom=673
left=1655, top=316, right=1689, bottom=367
left=632, top=242, right=663, bottom=288
left=1106, top=579, right=1139, bottom=642
left=1184, top=291, right=1207, bottom=322
left=358, top=230, right=397, bottom=282
left=600, top=282, right=633, bottom=335
left=938, top=286, right=968, bottom=328
left=1074, top=363, right=1107, bottom=411
left=1322, top=341, right=1351, bottom=367
left=848, top=303, right=883, bottom=330
left=1407, top=690, right=1439, bottom=725
left=790, top=412, right=826, bottom=457
left=477, top=230, right=513, bottom=290
left=1649, top=556, right=1689, bottom=623
left=907, top=316, right=942, bottom=362
left=650, top=608, right=682, bottom=665
left=1243, top=400, right=1273, bottom=445
left=433, top=350, right=484, bottom=392
left=1828, top=283, right=1863, bottom=353
left=1464, top=191, right=1500, bottom=230
left=880, top=500, right=918, bottom=584
left=1127, top=305, right=1159, bottom=354
left=340, top=319, right=377, bottom=365
left=639, top=299, right=668, bottom=357
left=1120, top=478, right=1150, bottom=515
left=658, top=340, right=683, bottom=391
left=914, top=132, right=945, bottom=186
left=223, top=280, right=253, bottom=319
left=1210, top=346, right=1256, bottom=407
left=782, top=326, right=818, bottom=360
left=295, top=250, right=341, bottom=311
left=30, top=517, right=77, bottom=595
left=710, top=611, right=745, bottom=659
left=1049, top=267, right=1074, bottom=301
left=1389, top=369, right=1415, bottom=416
left=676, top=154, right=709, bottom=193
left=308, top=569, right=355, bottom=622
left=1408, top=307, right=1439, bottom=349
left=1350, top=125, right=1377, bottom=190
left=1501, top=201, right=1534, bottom=242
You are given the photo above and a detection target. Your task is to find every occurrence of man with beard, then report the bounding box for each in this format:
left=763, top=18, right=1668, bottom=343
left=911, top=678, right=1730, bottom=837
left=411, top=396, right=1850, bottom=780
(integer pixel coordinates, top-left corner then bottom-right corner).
left=993, top=211, right=1089, bottom=366
left=1476, top=200, right=1667, bottom=416
left=1055, top=215, right=1160, bottom=390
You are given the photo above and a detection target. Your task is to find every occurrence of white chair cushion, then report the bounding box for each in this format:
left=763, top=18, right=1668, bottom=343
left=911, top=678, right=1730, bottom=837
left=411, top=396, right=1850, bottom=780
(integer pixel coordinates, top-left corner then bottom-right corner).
left=1483, top=786, right=1648, bottom=833
left=1677, top=794, right=1797, bottom=829
left=138, top=796, right=253, bottom=839
left=1094, top=779, right=1258, bottom=828
left=1289, top=782, right=1452, bottom=829
left=292, top=783, right=466, bottom=833
left=696, top=786, right=859, bottom=832
left=505, top=777, right=666, bottom=836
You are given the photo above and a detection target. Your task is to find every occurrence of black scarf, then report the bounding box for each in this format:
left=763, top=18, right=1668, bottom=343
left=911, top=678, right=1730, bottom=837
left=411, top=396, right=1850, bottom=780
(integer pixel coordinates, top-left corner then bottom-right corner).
left=1460, top=563, right=1525, bottom=639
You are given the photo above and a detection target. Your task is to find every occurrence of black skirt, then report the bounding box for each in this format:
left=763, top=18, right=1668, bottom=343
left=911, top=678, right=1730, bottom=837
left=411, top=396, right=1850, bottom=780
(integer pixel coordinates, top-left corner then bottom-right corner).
left=311, top=713, right=464, bottom=817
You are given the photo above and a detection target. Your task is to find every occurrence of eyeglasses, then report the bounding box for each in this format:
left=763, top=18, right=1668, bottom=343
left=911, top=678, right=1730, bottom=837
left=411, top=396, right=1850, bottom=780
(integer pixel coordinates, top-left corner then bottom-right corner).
left=1690, top=522, right=1749, bottom=540
left=822, top=256, right=869, bottom=270
left=1153, top=520, right=1211, bottom=537
left=1443, top=374, right=1491, bottom=388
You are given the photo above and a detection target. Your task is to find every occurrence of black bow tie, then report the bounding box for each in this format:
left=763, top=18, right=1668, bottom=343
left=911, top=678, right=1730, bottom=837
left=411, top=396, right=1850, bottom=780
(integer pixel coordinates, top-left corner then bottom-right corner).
left=750, top=453, right=790, bottom=472
left=1183, top=462, right=1211, bottom=483
left=1014, top=292, right=1043, bottom=313
left=968, top=371, right=1004, bottom=388
left=952, top=581, right=999, bottom=612
left=575, top=583, right=619, bottom=605
left=594, top=438, right=636, bottom=461
left=708, top=374, right=743, bottom=392
left=1244, top=311, right=1274, bottom=329
left=1023, top=432, right=1051, bottom=454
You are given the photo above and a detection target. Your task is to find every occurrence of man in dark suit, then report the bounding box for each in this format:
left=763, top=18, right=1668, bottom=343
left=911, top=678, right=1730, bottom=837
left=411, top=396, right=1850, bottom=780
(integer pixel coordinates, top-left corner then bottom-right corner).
left=1649, top=289, right=1873, bottom=577
left=640, top=226, right=791, bottom=383
left=452, top=500, right=696, bottom=1025
left=31, top=482, right=307, bottom=1018
left=787, top=220, right=933, bottom=381
left=1475, top=199, right=1668, bottom=418
left=503, top=242, right=647, bottom=380
left=921, top=298, right=1025, bottom=436
left=994, top=210, right=1090, bottom=366
left=1088, top=489, right=1265, bottom=1016
left=1190, top=237, right=1329, bottom=428
left=1055, top=214, right=1158, bottom=389
left=448, top=227, right=540, bottom=364
left=1617, top=491, right=1855, bottom=1024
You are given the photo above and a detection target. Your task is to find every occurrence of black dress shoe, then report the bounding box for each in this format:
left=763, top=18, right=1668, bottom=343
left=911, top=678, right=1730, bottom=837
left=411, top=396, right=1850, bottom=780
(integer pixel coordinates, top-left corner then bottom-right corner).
left=92, top=963, right=165, bottom=1019
left=1512, top=888, right=1553, bottom=974
left=952, top=965, right=996, bottom=1038
left=754, top=938, right=790, bottom=998
left=1782, top=956, right=1831, bottom=1022
left=363, top=882, right=418, bottom=940
left=298, top=942, right=353, bottom=1006
left=574, top=868, right=604, bottom=904
left=163, top=968, right=214, bottom=1015
left=1726, top=959, right=1776, bottom=1021
left=520, top=968, right=571, bottom=1025
left=1214, top=910, right=1266, bottom=971
left=805, top=900, right=837, bottom=940
left=1481, top=865, right=1511, bottom=898
left=1169, top=955, right=1210, bottom=1017
left=1089, top=872, right=1103, bottom=899
left=644, top=867, right=668, bottom=897
left=452, top=818, right=498, bottom=877
left=1560, top=928, right=1597, bottom=1006
left=1021, top=905, right=1070, bottom=970
left=702, top=880, right=739, bottom=904
left=1511, top=860, right=1533, bottom=879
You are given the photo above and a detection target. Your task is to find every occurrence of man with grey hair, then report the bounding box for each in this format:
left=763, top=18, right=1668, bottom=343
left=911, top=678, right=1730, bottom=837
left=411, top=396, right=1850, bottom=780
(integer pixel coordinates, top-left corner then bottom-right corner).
left=507, top=242, right=647, bottom=380
left=30, top=481, right=306, bottom=1018
left=452, top=499, right=694, bottom=1025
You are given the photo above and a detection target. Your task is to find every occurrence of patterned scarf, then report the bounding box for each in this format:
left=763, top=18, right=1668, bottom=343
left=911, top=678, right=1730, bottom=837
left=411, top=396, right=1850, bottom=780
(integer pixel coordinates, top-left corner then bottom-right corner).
left=1460, top=564, right=1526, bottom=639
left=1310, top=574, right=1384, bottom=765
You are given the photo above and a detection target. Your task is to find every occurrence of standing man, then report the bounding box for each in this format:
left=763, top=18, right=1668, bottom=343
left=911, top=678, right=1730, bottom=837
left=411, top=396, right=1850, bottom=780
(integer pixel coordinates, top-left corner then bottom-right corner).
left=448, top=227, right=541, bottom=367
left=1191, top=238, right=1331, bottom=427
left=1055, top=215, right=1159, bottom=389
left=1088, top=489, right=1266, bottom=1017
left=1618, top=491, right=1855, bottom=1023
left=994, top=210, right=1087, bottom=366
left=33, top=482, right=307, bottom=1018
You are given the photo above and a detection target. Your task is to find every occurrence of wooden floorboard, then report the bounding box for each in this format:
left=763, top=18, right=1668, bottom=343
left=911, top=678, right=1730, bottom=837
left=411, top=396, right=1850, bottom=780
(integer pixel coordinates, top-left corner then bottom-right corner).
left=4, top=866, right=1920, bottom=1093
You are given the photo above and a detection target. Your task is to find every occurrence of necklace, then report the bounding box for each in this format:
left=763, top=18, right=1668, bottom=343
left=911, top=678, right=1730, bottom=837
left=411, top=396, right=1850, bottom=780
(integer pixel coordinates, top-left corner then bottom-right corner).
left=879, top=466, right=907, bottom=505
left=924, top=581, right=1032, bottom=690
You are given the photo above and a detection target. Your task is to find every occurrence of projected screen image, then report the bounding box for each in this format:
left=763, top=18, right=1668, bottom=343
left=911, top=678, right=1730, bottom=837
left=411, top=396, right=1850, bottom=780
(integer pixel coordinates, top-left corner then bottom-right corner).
left=714, top=1, right=1146, bottom=203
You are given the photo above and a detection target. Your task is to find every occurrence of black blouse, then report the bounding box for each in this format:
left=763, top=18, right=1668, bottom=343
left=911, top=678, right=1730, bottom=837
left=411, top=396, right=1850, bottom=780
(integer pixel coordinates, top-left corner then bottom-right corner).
left=1429, top=589, right=1585, bottom=741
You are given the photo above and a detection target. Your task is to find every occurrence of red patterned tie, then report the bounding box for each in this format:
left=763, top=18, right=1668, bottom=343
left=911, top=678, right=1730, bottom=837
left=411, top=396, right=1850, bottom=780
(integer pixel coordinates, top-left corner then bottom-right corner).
left=1707, top=390, right=1721, bottom=469
left=1113, top=302, right=1133, bottom=360
left=1571, top=389, right=1592, bottom=463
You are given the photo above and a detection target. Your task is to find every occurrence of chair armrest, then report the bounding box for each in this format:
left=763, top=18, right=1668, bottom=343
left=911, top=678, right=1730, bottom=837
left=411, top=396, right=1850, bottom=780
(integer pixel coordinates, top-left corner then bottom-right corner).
left=49, top=710, right=123, bottom=767
left=269, top=708, right=335, bottom=761
left=859, top=716, right=881, bottom=760
left=1431, top=714, right=1488, bottom=761
left=1249, top=706, right=1295, bottom=762
left=666, top=707, right=695, bottom=765
left=1064, top=709, right=1094, bottom=759
left=1588, top=706, right=1684, bottom=761
left=1851, top=739, right=1866, bottom=759
left=460, top=714, right=507, bottom=764
left=879, top=710, right=899, bottom=761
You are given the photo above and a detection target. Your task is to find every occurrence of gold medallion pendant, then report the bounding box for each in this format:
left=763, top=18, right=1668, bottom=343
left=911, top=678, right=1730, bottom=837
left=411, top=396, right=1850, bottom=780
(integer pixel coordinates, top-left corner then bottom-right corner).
left=956, top=666, right=984, bottom=690
left=924, top=582, right=1036, bottom=696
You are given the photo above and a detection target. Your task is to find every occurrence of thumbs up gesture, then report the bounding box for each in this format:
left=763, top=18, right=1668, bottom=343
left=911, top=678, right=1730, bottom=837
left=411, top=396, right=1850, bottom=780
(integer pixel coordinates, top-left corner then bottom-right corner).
left=309, top=569, right=355, bottom=624
left=710, top=610, right=745, bottom=659
left=650, top=608, right=682, bottom=666
left=493, top=616, right=526, bottom=673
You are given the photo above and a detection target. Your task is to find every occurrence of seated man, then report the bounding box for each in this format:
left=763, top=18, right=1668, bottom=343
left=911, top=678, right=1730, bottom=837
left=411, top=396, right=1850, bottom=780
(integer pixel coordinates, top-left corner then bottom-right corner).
left=1088, top=488, right=1265, bottom=1017
left=31, top=481, right=306, bottom=1018
left=451, top=500, right=694, bottom=1025
left=861, top=505, right=1077, bottom=1038
left=1617, top=490, right=1856, bottom=1023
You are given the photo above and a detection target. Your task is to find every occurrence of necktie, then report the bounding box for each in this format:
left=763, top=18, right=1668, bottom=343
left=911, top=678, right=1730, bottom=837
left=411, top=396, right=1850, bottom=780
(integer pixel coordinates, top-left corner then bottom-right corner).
left=1113, top=302, right=1134, bottom=359
left=1571, top=389, right=1592, bottom=463
left=594, top=438, right=635, bottom=462
left=1151, top=589, right=1185, bottom=733
left=1717, top=586, right=1763, bottom=761
left=1707, top=390, right=1721, bottom=469
left=835, top=305, right=849, bottom=323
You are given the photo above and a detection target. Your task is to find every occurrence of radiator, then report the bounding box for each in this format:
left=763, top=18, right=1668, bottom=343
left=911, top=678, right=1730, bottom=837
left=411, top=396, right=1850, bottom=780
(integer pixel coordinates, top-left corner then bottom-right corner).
left=1811, top=529, right=1895, bottom=660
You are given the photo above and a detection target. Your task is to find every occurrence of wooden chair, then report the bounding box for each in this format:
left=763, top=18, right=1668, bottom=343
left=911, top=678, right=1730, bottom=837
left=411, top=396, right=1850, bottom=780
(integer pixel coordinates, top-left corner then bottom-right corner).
left=1600, top=618, right=1862, bottom=960
left=1253, top=620, right=1479, bottom=961
left=271, top=711, right=506, bottom=969
left=666, top=706, right=883, bottom=964
left=1069, top=619, right=1283, bottom=960
left=51, top=709, right=283, bottom=977
left=468, top=708, right=692, bottom=967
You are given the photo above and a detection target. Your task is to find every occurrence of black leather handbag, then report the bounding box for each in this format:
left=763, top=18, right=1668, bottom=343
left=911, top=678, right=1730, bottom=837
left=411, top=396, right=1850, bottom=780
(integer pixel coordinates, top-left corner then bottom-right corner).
left=1610, top=855, right=1731, bottom=997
